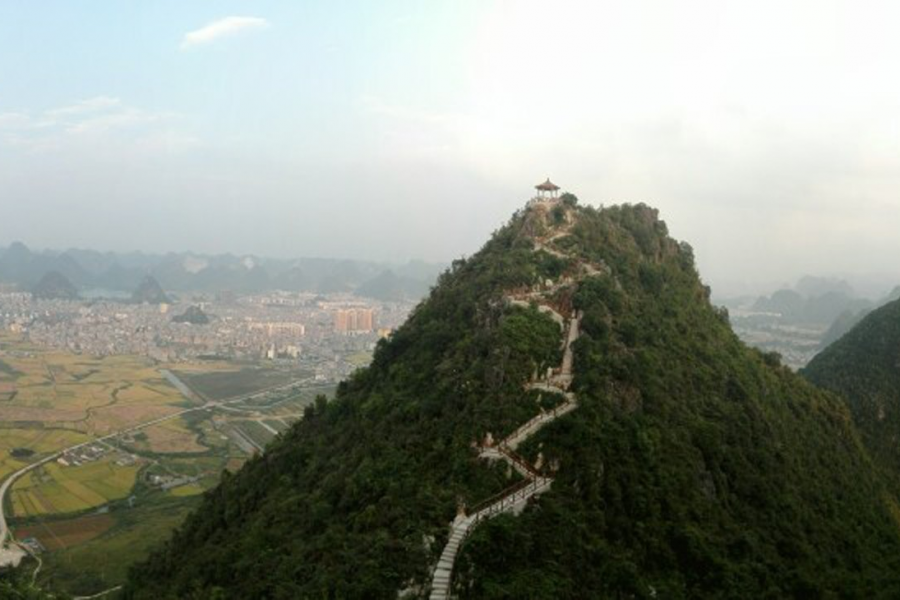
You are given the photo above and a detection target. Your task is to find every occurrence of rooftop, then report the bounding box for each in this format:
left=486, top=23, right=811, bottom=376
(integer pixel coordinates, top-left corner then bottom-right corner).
left=535, top=178, right=560, bottom=192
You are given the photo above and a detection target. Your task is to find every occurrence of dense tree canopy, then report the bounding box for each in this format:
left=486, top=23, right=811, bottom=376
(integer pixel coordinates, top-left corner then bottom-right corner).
left=125, top=201, right=900, bottom=599
left=804, top=299, right=900, bottom=487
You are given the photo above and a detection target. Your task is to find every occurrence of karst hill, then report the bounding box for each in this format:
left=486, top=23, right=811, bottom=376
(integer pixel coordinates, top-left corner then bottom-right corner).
left=804, top=298, right=900, bottom=489
left=130, top=275, right=171, bottom=304
left=124, top=191, right=900, bottom=599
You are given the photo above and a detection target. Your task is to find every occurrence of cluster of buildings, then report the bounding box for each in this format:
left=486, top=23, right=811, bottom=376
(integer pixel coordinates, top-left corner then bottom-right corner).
left=56, top=443, right=135, bottom=468
left=147, top=473, right=200, bottom=491
left=0, top=290, right=414, bottom=382
left=333, top=308, right=375, bottom=334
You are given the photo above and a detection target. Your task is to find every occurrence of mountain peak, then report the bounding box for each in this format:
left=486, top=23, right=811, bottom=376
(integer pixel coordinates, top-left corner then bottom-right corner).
left=31, top=270, right=78, bottom=300
left=126, top=197, right=900, bottom=599
left=131, top=275, right=170, bottom=304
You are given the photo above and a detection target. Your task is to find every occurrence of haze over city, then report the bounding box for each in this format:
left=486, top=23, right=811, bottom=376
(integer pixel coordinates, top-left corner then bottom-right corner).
left=3, top=0, right=900, bottom=296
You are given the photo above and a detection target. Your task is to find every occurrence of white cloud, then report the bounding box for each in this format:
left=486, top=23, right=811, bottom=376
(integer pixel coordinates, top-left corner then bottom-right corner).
left=180, top=16, right=269, bottom=49
left=46, top=96, right=122, bottom=118
left=0, top=97, right=195, bottom=154
left=64, top=106, right=161, bottom=135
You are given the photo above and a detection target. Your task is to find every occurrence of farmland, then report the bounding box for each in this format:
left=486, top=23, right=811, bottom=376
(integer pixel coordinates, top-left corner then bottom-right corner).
left=12, top=513, right=115, bottom=552
left=35, top=496, right=202, bottom=596
left=173, top=364, right=314, bottom=400
left=11, top=457, right=140, bottom=517
left=0, top=331, right=329, bottom=596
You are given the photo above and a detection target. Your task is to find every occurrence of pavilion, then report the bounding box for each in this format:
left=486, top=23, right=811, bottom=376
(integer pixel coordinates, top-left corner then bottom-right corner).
left=535, top=178, right=560, bottom=199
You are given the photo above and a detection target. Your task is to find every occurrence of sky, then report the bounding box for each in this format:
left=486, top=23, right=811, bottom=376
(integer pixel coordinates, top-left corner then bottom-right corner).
left=2, top=0, right=900, bottom=297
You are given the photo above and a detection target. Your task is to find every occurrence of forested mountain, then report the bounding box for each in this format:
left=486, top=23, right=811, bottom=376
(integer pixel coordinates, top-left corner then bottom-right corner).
left=804, top=298, right=900, bottom=485
left=0, top=242, right=89, bottom=289
left=817, top=285, right=900, bottom=351
left=356, top=269, right=431, bottom=301
left=31, top=271, right=78, bottom=300
left=130, top=275, right=171, bottom=304
left=0, top=242, right=442, bottom=298
left=124, top=198, right=900, bottom=599
left=751, top=286, right=872, bottom=324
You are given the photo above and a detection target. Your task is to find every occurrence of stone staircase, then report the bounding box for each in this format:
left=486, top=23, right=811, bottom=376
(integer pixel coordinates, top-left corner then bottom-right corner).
left=426, top=211, right=599, bottom=600
left=501, top=398, right=579, bottom=451
left=428, top=477, right=554, bottom=600
left=427, top=310, right=582, bottom=600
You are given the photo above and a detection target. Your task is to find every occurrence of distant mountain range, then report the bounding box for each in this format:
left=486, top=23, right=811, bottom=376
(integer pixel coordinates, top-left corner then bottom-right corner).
left=750, top=277, right=874, bottom=324
left=0, top=242, right=443, bottom=301
left=746, top=279, right=900, bottom=350
left=721, top=277, right=900, bottom=368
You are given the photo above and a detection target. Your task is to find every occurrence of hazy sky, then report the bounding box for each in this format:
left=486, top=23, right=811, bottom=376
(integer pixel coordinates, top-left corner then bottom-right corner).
left=2, top=1, right=900, bottom=296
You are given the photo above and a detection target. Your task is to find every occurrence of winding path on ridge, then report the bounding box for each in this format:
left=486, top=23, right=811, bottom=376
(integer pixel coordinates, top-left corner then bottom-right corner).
left=427, top=203, right=602, bottom=599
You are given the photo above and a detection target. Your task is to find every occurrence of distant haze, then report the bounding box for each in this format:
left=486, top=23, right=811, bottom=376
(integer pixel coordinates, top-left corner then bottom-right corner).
left=2, top=1, right=900, bottom=298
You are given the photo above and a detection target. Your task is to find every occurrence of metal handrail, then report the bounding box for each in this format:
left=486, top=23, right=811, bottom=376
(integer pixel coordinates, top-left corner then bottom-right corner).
left=428, top=296, right=583, bottom=599
left=504, top=398, right=575, bottom=445
left=467, top=478, right=535, bottom=515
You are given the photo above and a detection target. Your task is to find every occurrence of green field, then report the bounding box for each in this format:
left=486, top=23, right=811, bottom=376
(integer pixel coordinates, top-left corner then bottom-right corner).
left=39, top=495, right=202, bottom=596
left=174, top=365, right=314, bottom=401
left=263, top=418, right=290, bottom=433
left=0, top=427, right=89, bottom=481
left=11, top=458, right=140, bottom=517
left=235, top=420, right=277, bottom=448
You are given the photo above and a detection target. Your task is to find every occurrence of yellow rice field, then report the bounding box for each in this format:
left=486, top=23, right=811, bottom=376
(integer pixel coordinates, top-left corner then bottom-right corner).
left=10, top=458, right=140, bottom=517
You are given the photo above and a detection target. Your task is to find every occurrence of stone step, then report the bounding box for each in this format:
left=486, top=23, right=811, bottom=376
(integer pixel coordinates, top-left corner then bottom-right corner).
left=427, top=289, right=579, bottom=599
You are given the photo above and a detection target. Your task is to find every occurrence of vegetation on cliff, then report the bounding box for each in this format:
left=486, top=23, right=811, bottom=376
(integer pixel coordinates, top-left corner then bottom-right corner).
left=804, top=298, right=900, bottom=487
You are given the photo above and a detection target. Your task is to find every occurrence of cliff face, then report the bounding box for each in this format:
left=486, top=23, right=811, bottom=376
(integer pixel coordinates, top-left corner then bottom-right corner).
left=125, top=197, right=900, bottom=599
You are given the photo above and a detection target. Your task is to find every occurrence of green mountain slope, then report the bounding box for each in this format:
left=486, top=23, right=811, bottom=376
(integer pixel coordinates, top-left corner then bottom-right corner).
left=124, top=198, right=900, bottom=599
left=804, top=299, right=900, bottom=484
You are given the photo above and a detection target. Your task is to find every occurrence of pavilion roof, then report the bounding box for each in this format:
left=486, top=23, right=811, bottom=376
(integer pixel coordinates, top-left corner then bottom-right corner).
left=535, top=178, right=559, bottom=191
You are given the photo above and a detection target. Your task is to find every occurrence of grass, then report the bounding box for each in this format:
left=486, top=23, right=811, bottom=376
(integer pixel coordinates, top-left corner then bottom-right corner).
left=12, top=514, right=116, bottom=551
left=263, top=419, right=290, bottom=433
left=40, top=496, right=201, bottom=597
left=235, top=420, right=276, bottom=448
left=127, top=417, right=207, bottom=454
left=0, top=357, right=21, bottom=377
left=167, top=482, right=204, bottom=498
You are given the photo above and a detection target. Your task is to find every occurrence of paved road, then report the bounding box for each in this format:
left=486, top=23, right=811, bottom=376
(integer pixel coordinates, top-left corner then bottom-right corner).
left=0, top=374, right=315, bottom=565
